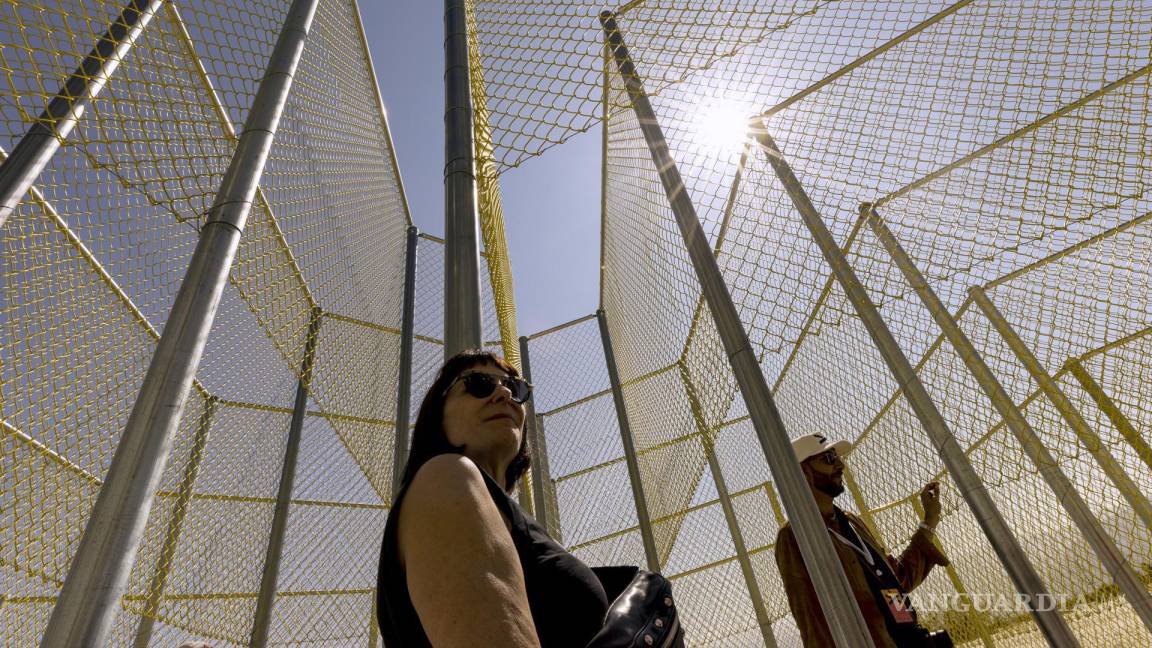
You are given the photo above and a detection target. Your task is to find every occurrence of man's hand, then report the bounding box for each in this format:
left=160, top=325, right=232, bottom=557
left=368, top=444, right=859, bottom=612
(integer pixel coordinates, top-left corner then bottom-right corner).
left=920, top=481, right=941, bottom=530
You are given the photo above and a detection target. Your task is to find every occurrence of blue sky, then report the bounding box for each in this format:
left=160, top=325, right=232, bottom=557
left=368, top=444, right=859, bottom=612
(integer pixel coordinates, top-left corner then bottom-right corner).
left=360, top=2, right=602, bottom=336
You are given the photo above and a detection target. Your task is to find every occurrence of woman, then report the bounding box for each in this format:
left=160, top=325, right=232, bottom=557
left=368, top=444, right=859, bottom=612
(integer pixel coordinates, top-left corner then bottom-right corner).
left=377, top=350, right=610, bottom=648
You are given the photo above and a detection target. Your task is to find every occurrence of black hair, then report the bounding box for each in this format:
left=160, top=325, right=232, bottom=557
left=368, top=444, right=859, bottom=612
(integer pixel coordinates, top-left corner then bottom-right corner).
left=398, top=349, right=531, bottom=496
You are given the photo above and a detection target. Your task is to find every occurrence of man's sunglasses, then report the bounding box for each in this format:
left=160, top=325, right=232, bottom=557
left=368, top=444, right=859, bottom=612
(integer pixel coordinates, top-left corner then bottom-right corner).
left=445, top=372, right=533, bottom=404
left=814, top=449, right=842, bottom=465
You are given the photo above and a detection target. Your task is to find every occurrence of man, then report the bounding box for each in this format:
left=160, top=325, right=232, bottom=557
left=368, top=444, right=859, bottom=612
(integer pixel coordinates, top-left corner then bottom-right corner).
left=775, top=433, right=951, bottom=647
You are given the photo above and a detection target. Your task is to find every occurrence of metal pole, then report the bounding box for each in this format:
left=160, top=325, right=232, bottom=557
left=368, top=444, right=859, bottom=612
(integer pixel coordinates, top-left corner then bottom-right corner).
left=130, top=396, right=218, bottom=648
left=1067, top=358, right=1152, bottom=476
left=678, top=365, right=779, bottom=648
left=968, top=286, right=1152, bottom=632
left=830, top=201, right=1079, bottom=643
left=251, top=306, right=323, bottom=648
left=972, top=291, right=1152, bottom=532
left=518, top=335, right=556, bottom=536
left=392, top=226, right=418, bottom=497
left=597, top=309, right=661, bottom=573
left=0, top=0, right=162, bottom=227
left=600, top=15, right=874, bottom=646
left=754, top=121, right=1079, bottom=643
left=443, top=0, right=483, bottom=356
left=39, top=0, right=319, bottom=642
left=535, top=415, right=562, bottom=541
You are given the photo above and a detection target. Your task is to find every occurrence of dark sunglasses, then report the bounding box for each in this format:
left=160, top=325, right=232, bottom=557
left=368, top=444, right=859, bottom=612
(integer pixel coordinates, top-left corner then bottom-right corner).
left=815, top=449, right=842, bottom=465
left=445, top=371, right=533, bottom=404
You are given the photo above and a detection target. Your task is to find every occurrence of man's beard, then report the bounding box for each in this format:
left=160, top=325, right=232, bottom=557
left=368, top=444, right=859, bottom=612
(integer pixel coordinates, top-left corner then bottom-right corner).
left=814, top=474, right=845, bottom=498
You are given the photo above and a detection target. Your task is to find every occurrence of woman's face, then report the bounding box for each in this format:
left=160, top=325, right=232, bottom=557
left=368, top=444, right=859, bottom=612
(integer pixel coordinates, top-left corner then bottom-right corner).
left=441, top=361, right=526, bottom=464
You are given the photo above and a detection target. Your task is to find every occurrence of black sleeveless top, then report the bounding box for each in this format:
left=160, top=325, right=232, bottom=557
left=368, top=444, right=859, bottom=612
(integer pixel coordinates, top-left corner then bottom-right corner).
left=376, top=460, right=609, bottom=647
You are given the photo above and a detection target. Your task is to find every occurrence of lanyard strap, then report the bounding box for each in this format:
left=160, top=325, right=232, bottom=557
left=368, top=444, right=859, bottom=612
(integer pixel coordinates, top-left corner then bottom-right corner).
left=829, top=525, right=875, bottom=568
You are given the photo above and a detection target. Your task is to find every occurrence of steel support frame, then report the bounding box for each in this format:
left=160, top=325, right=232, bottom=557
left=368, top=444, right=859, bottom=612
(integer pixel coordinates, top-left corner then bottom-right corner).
left=0, top=0, right=163, bottom=227
left=965, top=285, right=1152, bottom=633
left=392, top=226, right=419, bottom=496
left=678, top=364, right=779, bottom=648
left=518, top=335, right=559, bottom=538
left=39, top=0, right=321, bottom=642
left=751, top=124, right=1077, bottom=645
left=597, top=309, right=662, bottom=573
left=250, top=306, right=324, bottom=648
left=601, top=13, right=874, bottom=647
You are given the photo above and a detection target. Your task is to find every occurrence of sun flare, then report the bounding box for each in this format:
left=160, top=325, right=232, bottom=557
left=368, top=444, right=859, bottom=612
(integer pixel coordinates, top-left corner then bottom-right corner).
left=692, top=99, right=754, bottom=157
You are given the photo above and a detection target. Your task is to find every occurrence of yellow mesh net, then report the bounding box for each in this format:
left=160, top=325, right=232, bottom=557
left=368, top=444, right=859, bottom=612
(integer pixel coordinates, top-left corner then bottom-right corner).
left=0, top=0, right=500, bottom=645
left=4, top=0, right=1152, bottom=646
left=510, top=0, right=1152, bottom=646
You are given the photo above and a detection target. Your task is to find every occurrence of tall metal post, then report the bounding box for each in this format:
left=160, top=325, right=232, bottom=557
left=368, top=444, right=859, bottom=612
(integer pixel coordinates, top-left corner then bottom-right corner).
left=39, top=0, right=320, bottom=643
left=130, top=396, right=218, bottom=648
left=965, top=287, right=1152, bottom=632
left=678, top=365, right=779, bottom=648
left=535, top=415, right=562, bottom=541
left=518, top=335, right=556, bottom=536
left=838, top=201, right=1099, bottom=642
left=600, top=15, right=874, bottom=646
left=598, top=309, right=660, bottom=573
left=755, top=127, right=1077, bottom=644
left=970, top=288, right=1152, bottom=532
left=0, top=0, right=162, bottom=227
left=1066, top=358, right=1152, bottom=476
left=250, top=306, right=323, bottom=648
left=443, top=0, right=483, bottom=356
left=392, top=226, right=419, bottom=497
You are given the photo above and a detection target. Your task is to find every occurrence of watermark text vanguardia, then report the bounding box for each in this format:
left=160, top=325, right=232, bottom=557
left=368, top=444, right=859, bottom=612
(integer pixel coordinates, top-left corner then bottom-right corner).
left=896, top=592, right=1076, bottom=614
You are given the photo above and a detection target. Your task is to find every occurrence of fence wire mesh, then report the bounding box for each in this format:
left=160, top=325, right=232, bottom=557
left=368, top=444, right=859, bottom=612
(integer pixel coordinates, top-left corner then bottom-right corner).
left=581, top=0, right=1152, bottom=646
left=0, top=0, right=492, bottom=645
left=4, top=0, right=1152, bottom=647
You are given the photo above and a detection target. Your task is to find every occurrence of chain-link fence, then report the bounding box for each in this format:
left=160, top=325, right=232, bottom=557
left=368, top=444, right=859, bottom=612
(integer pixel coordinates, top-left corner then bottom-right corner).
left=0, top=0, right=518, bottom=645
left=5, top=0, right=1152, bottom=647
left=501, top=0, right=1152, bottom=646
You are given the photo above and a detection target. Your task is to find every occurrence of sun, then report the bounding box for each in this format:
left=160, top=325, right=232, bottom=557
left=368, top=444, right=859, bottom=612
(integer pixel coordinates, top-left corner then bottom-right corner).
left=691, top=99, right=754, bottom=158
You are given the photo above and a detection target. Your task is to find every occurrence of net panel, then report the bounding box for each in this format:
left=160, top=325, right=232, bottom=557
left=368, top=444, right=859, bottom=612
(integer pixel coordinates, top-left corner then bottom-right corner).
left=585, top=0, right=1152, bottom=645
left=0, top=0, right=422, bottom=644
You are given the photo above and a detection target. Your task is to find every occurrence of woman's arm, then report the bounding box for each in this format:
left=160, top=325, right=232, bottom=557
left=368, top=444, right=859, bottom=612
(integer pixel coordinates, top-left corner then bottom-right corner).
left=398, top=454, right=542, bottom=648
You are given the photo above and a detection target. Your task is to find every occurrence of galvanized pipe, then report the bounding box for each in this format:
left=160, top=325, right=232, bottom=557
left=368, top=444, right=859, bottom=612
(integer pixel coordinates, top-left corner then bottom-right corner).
left=518, top=335, right=556, bottom=536
left=601, top=14, right=873, bottom=646
left=597, top=309, right=661, bottom=572
left=1066, top=358, right=1152, bottom=476
left=0, top=0, right=162, bottom=227
left=974, top=294, right=1152, bottom=533
left=969, top=286, right=1152, bottom=634
left=250, top=306, right=323, bottom=648
left=443, top=0, right=483, bottom=356
left=392, top=226, right=419, bottom=497
left=679, top=366, right=779, bottom=648
left=39, top=0, right=320, bottom=642
left=130, top=397, right=218, bottom=648
left=834, top=202, right=1073, bottom=645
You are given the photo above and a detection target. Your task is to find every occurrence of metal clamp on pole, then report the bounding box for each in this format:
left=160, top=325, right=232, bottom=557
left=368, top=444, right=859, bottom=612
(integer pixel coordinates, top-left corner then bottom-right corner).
left=393, top=225, right=419, bottom=497
left=250, top=306, right=323, bottom=648
left=968, top=285, right=1152, bottom=634
left=443, top=0, right=483, bottom=356
left=0, top=0, right=163, bottom=228
left=38, top=0, right=321, bottom=643
left=601, top=13, right=874, bottom=647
